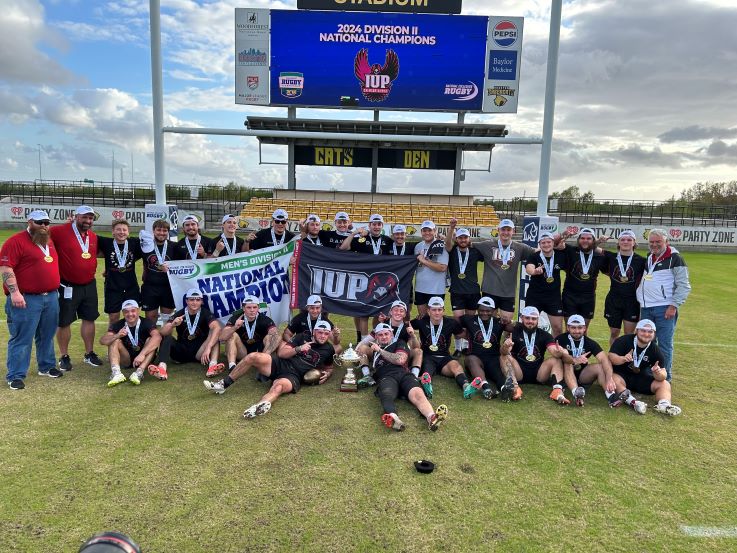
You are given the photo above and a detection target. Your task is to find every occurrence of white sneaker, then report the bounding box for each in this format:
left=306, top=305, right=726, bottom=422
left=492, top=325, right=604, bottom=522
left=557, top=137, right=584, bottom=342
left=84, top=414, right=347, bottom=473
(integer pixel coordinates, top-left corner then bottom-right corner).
left=203, top=379, right=225, bottom=394
left=633, top=400, right=647, bottom=415
left=243, top=400, right=271, bottom=419
left=107, top=373, right=127, bottom=388
left=654, top=402, right=682, bottom=416
left=129, top=371, right=142, bottom=386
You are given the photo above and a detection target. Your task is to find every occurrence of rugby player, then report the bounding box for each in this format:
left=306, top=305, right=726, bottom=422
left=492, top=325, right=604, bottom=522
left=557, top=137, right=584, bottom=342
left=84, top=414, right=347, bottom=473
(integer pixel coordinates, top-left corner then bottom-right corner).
left=210, top=214, right=245, bottom=257
left=524, top=231, right=566, bottom=337
left=413, top=220, right=449, bottom=318
left=556, top=227, right=606, bottom=325
left=219, top=295, right=281, bottom=371
left=97, top=219, right=143, bottom=324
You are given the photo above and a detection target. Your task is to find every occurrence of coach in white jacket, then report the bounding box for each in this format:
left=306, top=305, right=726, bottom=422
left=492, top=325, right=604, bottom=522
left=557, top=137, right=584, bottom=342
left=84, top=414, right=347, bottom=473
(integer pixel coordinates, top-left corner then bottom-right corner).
left=636, top=229, right=691, bottom=381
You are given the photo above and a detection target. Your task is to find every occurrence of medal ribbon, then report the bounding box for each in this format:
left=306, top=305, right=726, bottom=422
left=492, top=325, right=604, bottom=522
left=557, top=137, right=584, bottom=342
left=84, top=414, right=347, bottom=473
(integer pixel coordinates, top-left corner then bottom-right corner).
left=523, top=330, right=537, bottom=358
left=307, top=314, right=322, bottom=335
left=498, top=240, right=512, bottom=266
left=477, top=317, right=493, bottom=344
left=429, top=320, right=443, bottom=349
left=632, top=337, right=650, bottom=368
left=616, top=252, right=633, bottom=280
left=271, top=228, right=285, bottom=246
left=579, top=250, right=593, bottom=276
left=369, top=236, right=382, bottom=255
left=185, top=236, right=201, bottom=261
left=568, top=335, right=585, bottom=359
left=243, top=314, right=257, bottom=341
left=646, top=250, right=666, bottom=277
left=540, top=252, right=555, bottom=280
left=126, top=319, right=141, bottom=349
left=72, top=224, right=90, bottom=255
left=113, top=240, right=129, bottom=269
left=306, top=235, right=322, bottom=246
left=221, top=234, right=236, bottom=256
left=154, top=241, right=168, bottom=267
left=392, top=243, right=405, bottom=256
left=391, top=322, right=404, bottom=345
left=457, top=248, right=469, bottom=275
left=185, top=309, right=201, bottom=337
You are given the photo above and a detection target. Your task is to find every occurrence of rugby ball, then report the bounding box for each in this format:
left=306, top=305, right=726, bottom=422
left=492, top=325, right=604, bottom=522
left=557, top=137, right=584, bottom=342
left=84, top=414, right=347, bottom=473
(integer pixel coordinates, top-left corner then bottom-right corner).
left=303, top=369, right=322, bottom=385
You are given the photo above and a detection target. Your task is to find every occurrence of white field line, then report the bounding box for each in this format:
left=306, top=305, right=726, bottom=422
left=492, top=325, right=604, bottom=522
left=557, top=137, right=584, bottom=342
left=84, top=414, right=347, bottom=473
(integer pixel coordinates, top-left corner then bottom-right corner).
left=681, top=526, right=737, bottom=537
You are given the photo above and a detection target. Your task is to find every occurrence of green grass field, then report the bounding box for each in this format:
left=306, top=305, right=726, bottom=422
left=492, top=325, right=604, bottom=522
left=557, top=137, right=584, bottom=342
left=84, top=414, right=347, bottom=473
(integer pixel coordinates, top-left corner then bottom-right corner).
left=1, top=228, right=735, bottom=552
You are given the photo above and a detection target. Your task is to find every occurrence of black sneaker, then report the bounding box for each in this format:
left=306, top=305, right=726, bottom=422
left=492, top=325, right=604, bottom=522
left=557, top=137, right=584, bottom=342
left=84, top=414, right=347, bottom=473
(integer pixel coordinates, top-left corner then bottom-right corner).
left=8, top=379, right=25, bottom=390
left=482, top=382, right=499, bottom=400
left=38, top=368, right=63, bottom=378
left=84, top=351, right=104, bottom=367
left=500, top=375, right=516, bottom=402
left=59, top=355, right=73, bottom=372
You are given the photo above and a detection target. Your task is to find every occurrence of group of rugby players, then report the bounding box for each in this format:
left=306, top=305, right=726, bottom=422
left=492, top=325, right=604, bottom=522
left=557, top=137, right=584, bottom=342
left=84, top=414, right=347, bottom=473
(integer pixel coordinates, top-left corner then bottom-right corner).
left=6, top=205, right=689, bottom=431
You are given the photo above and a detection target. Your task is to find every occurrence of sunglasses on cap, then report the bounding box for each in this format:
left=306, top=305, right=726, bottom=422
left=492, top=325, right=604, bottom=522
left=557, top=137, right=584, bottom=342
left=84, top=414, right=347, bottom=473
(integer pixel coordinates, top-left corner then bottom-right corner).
left=33, top=220, right=51, bottom=226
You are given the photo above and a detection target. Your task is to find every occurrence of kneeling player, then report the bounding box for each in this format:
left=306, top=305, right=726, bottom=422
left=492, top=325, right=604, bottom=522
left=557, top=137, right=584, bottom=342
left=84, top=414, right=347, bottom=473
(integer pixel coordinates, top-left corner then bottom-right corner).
left=499, top=306, right=563, bottom=402
left=220, top=295, right=280, bottom=371
left=154, top=288, right=223, bottom=378
left=370, top=324, right=448, bottom=432
left=554, top=314, right=616, bottom=406
left=99, top=300, right=161, bottom=386
left=608, top=319, right=681, bottom=416
left=411, top=296, right=478, bottom=400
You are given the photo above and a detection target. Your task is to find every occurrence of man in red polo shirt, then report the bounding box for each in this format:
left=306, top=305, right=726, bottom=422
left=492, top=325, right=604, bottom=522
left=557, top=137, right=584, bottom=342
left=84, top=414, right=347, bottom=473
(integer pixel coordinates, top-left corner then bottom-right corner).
left=1, top=210, right=63, bottom=389
left=50, top=205, right=102, bottom=370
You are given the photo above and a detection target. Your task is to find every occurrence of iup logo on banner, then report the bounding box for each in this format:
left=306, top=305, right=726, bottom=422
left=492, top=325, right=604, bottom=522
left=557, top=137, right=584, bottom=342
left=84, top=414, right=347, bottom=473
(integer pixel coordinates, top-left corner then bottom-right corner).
left=354, top=49, right=400, bottom=102
left=493, top=20, right=518, bottom=48
left=308, top=264, right=401, bottom=306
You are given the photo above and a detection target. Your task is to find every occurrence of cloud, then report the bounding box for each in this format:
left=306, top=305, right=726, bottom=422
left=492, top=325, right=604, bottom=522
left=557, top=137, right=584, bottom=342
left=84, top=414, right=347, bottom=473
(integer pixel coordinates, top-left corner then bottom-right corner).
left=658, top=126, right=737, bottom=144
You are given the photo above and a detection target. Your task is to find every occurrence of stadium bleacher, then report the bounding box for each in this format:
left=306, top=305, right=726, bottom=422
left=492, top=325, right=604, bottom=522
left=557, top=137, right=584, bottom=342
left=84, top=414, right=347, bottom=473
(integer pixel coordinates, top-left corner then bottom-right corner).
left=240, top=197, right=500, bottom=228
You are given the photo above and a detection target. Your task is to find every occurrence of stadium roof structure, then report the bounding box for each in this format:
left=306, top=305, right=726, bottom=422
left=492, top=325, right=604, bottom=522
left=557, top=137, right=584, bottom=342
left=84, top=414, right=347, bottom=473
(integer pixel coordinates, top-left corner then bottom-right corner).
left=245, top=117, right=508, bottom=151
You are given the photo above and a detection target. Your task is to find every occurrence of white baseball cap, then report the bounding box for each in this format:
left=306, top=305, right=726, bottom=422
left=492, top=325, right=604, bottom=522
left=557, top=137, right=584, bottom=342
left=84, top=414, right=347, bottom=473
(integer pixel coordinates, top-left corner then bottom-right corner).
left=272, top=209, right=288, bottom=221
left=313, top=321, right=331, bottom=332
left=421, top=220, right=436, bottom=230
left=374, top=323, right=393, bottom=333
left=242, top=295, right=260, bottom=306
left=455, top=228, right=470, bottom=237
left=567, top=314, right=586, bottom=326
left=334, top=211, right=350, bottom=221
left=306, top=214, right=321, bottom=224
left=75, top=205, right=94, bottom=216
left=498, top=219, right=515, bottom=229
left=390, top=300, right=408, bottom=310
left=520, top=306, right=540, bottom=318
left=369, top=214, right=384, bottom=223
left=619, top=230, right=637, bottom=239
left=538, top=232, right=555, bottom=242
left=306, top=294, right=322, bottom=306
left=478, top=297, right=496, bottom=309
left=185, top=288, right=203, bottom=299
left=221, top=214, right=237, bottom=224
left=579, top=227, right=595, bottom=237
left=182, top=214, right=199, bottom=224
left=427, top=296, right=445, bottom=308
left=392, top=224, right=406, bottom=234
left=121, top=299, right=139, bottom=310
left=636, top=319, right=656, bottom=331
left=28, top=209, right=50, bottom=221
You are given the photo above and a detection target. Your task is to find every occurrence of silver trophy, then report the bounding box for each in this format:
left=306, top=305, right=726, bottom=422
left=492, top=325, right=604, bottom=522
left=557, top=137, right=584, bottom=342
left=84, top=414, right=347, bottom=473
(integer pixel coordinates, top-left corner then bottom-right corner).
left=334, top=343, right=360, bottom=393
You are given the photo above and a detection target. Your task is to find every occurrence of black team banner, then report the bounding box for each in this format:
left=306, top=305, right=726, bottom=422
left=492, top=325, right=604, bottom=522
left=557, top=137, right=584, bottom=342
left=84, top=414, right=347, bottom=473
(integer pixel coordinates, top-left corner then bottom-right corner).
left=290, top=242, right=418, bottom=316
left=296, top=0, right=462, bottom=15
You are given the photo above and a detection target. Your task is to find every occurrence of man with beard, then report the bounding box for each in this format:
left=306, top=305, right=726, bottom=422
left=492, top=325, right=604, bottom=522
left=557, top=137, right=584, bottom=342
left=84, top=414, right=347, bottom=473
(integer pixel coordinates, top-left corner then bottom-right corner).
left=172, top=215, right=214, bottom=261
left=524, top=231, right=567, bottom=337
left=218, top=295, right=281, bottom=372
left=608, top=319, right=681, bottom=416
left=555, top=227, right=606, bottom=325
left=600, top=231, right=647, bottom=344
left=414, top=220, right=449, bottom=318
left=97, top=219, right=143, bottom=324
left=299, top=214, right=327, bottom=246
left=154, top=288, right=223, bottom=378
left=369, top=324, right=448, bottom=432
left=474, top=219, right=537, bottom=325
left=210, top=214, right=245, bottom=258
left=50, top=205, right=102, bottom=370
left=100, top=300, right=161, bottom=387
left=204, top=322, right=335, bottom=420
left=282, top=295, right=341, bottom=354
left=554, top=315, right=616, bottom=407
left=246, top=209, right=296, bottom=251
left=140, top=219, right=176, bottom=324
left=384, top=225, right=416, bottom=320
left=636, top=229, right=691, bottom=381
left=1, top=210, right=63, bottom=389
left=499, top=306, right=563, bottom=402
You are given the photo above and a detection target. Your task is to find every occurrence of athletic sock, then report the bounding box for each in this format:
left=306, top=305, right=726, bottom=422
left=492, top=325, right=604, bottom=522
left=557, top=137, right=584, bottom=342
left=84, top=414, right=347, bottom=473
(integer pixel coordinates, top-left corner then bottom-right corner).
left=657, top=399, right=671, bottom=407
left=208, top=360, right=217, bottom=367
left=111, top=364, right=121, bottom=374
left=455, top=373, right=469, bottom=387
left=481, top=380, right=491, bottom=390
left=411, top=367, right=420, bottom=378
left=356, top=331, right=362, bottom=343
left=604, top=390, right=615, bottom=398
left=552, top=384, right=563, bottom=390
left=625, top=395, right=637, bottom=407
left=223, top=376, right=235, bottom=389
left=229, top=362, right=236, bottom=370
left=361, top=365, right=370, bottom=377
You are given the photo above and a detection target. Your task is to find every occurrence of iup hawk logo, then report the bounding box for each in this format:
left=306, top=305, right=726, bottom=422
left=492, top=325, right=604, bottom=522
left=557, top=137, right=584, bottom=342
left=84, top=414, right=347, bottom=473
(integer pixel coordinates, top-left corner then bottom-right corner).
left=354, top=49, right=399, bottom=102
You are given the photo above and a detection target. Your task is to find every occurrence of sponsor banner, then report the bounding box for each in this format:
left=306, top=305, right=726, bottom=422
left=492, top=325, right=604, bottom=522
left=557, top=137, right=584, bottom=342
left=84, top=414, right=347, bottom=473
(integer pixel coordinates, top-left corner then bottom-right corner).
left=517, top=216, right=559, bottom=323
left=293, top=146, right=457, bottom=169
left=291, top=241, right=417, bottom=316
left=558, top=222, right=737, bottom=247
left=235, top=8, right=270, bottom=105
left=166, top=241, right=295, bottom=325
left=242, top=217, right=500, bottom=240
left=0, top=203, right=202, bottom=229
left=483, top=16, right=523, bottom=113
left=268, top=10, right=489, bottom=111
left=296, top=0, right=463, bottom=15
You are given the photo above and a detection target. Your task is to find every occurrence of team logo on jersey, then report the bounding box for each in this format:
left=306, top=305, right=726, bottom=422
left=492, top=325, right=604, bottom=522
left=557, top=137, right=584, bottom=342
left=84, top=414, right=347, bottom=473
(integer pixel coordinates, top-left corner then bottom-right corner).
left=354, top=49, right=400, bottom=102
left=492, top=21, right=518, bottom=48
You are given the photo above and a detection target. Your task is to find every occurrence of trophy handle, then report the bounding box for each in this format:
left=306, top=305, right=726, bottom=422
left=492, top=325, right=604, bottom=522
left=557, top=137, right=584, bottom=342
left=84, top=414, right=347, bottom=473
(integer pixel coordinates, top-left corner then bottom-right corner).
left=333, top=353, right=343, bottom=368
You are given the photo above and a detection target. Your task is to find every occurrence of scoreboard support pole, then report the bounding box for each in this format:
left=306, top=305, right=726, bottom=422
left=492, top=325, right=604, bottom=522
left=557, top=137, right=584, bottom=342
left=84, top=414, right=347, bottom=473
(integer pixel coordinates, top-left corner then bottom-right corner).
left=287, top=107, right=297, bottom=190
left=371, top=110, right=379, bottom=194
left=452, top=113, right=465, bottom=195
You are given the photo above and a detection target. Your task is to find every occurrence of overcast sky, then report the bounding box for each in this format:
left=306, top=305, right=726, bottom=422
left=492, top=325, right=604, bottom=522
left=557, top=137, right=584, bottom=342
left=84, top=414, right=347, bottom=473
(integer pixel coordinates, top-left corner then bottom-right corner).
left=1, top=0, right=735, bottom=200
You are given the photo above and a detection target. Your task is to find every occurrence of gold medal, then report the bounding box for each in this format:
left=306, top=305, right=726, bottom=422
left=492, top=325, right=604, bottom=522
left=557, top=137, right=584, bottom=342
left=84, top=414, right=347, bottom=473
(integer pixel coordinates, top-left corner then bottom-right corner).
left=482, top=341, right=492, bottom=349
left=157, top=264, right=166, bottom=272
left=429, top=344, right=439, bottom=352
left=525, top=354, right=536, bottom=362
left=119, top=267, right=126, bottom=273
left=458, top=273, right=466, bottom=280
left=44, top=256, right=53, bottom=263
left=619, top=276, right=628, bottom=283
left=247, top=338, right=256, bottom=344
left=501, top=264, right=510, bottom=270
left=580, top=274, right=590, bottom=280
left=187, top=334, right=196, bottom=341
left=81, top=252, right=91, bottom=259
left=644, top=274, right=653, bottom=280
left=133, top=345, right=141, bottom=352
left=358, top=237, right=366, bottom=243
left=545, top=277, right=554, bottom=283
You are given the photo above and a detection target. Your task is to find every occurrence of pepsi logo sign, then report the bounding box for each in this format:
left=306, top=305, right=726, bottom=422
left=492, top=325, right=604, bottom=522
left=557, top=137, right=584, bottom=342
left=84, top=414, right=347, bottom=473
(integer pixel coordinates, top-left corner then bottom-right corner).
left=493, top=21, right=518, bottom=48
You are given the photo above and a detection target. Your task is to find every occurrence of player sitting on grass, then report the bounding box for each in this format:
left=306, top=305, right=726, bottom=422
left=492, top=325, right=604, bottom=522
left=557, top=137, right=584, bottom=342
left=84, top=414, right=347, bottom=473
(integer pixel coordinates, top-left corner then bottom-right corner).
left=553, top=314, right=616, bottom=407
left=607, top=319, right=681, bottom=416
left=219, top=295, right=281, bottom=372
left=369, top=324, right=448, bottom=432
left=100, top=300, right=162, bottom=387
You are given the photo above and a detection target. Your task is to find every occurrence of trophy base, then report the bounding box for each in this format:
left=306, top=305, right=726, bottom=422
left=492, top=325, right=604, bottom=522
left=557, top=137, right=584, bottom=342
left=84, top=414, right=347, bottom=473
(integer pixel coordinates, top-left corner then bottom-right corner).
left=340, top=382, right=358, bottom=392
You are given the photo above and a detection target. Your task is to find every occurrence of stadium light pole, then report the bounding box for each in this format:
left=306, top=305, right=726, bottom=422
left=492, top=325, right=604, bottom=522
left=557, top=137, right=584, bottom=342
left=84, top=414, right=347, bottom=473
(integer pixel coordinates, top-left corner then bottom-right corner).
left=537, top=0, right=563, bottom=216
left=149, top=0, right=166, bottom=204
left=37, top=144, right=42, bottom=181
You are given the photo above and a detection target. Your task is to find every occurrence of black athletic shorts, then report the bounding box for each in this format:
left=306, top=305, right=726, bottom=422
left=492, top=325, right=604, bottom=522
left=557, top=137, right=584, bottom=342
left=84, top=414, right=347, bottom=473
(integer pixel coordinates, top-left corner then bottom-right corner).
left=482, top=293, right=515, bottom=313
left=170, top=339, right=204, bottom=363
left=604, top=293, right=640, bottom=329
left=140, top=281, right=175, bottom=312
left=562, top=293, right=596, bottom=320
left=104, top=281, right=141, bottom=314
left=421, top=354, right=454, bottom=377
left=467, top=354, right=504, bottom=387
left=120, top=342, right=146, bottom=368
left=518, top=361, right=544, bottom=385
left=58, top=280, right=100, bottom=327
left=268, top=358, right=302, bottom=394
left=614, top=367, right=655, bottom=395
left=415, top=291, right=445, bottom=307
left=451, top=292, right=482, bottom=312
left=524, top=293, right=563, bottom=317
left=375, top=372, right=421, bottom=401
